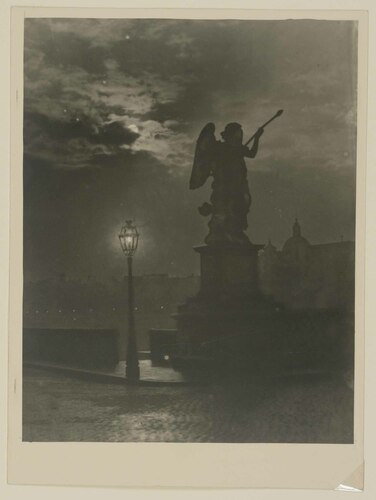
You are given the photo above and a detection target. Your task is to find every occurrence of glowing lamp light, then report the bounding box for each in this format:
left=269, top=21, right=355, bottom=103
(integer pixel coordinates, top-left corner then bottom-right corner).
left=119, top=220, right=139, bottom=257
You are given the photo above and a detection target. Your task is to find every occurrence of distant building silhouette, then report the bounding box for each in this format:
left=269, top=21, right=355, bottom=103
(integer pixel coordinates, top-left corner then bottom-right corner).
left=23, top=274, right=200, bottom=351
left=258, top=219, right=355, bottom=311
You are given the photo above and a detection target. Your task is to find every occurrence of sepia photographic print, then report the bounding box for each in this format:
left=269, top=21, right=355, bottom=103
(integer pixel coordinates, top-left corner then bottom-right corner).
left=7, top=6, right=368, bottom=490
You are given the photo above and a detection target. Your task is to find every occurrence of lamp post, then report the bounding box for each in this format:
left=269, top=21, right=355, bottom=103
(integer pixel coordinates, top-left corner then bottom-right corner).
left=119, top=220, right=140, bottom=381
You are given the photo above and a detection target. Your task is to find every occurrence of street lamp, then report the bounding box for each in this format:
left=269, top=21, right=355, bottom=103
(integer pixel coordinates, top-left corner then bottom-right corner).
left=119, top=220, right=140, bottom=381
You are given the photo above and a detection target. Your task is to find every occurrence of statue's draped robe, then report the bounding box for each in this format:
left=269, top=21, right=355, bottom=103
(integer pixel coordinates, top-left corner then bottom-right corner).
left=209, top=142, right=251, bottom=243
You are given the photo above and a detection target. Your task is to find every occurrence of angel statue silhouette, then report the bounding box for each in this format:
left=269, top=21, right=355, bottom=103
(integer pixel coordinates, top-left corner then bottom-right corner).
left=189, top=110, right=283, bottom=246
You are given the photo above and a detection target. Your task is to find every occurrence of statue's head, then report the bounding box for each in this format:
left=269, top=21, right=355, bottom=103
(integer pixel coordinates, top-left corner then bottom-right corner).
left=220, top=122, right=243, bottom=145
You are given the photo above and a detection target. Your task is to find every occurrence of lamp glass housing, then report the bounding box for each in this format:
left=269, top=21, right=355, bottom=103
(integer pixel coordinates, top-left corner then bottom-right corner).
left=119, top=220, right=139, bottom=257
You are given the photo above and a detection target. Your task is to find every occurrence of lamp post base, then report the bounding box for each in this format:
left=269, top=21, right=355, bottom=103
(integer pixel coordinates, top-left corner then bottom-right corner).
left=125, top=363, right=140, bottom=381
left=125, top=336, right=140, bottom=381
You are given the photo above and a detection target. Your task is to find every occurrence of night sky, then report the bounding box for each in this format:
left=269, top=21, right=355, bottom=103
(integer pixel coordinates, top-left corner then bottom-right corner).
left=23, top=18, right=357, bottom=281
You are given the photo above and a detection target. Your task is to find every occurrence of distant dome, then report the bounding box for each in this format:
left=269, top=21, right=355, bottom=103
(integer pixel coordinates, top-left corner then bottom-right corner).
left=282, top=219, right=310, bottom=262
left=283, top=235, right=310, bottom=254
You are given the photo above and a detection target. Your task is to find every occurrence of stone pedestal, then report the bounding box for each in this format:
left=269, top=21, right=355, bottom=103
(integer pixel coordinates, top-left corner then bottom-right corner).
left=195, top=244, right=263, bottom=297
left=172, top=243, right=287, bottom=377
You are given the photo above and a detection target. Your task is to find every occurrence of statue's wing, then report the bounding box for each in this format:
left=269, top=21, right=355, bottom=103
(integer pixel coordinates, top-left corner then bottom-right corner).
left=189, top=122, right=216, bottom=190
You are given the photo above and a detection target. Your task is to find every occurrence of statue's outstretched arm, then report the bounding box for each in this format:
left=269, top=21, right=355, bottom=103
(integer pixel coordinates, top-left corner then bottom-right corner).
left=243, top=128, right=264, bottom=158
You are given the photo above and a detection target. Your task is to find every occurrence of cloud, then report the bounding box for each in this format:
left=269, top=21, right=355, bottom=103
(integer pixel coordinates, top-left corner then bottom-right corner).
left=25, top=18, right=135, bottom=49
left=24, top=18, right=357, bottom=174
left=24, top=19, right=195, bottom=169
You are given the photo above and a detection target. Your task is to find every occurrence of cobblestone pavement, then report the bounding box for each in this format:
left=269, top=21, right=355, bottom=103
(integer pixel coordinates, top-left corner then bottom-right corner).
left=23, top=368, right=353, bottom=443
